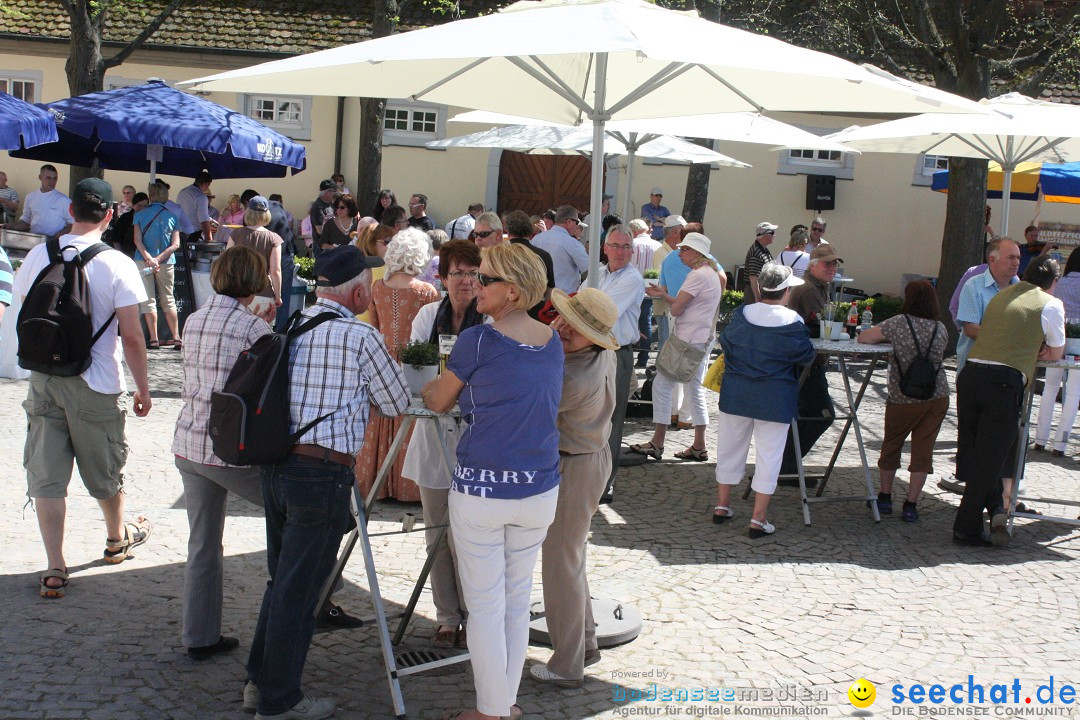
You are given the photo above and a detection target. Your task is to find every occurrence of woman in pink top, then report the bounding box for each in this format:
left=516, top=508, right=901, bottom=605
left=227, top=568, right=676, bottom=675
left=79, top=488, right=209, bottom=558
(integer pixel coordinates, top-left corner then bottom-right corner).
left=632, top=232, right=725, bottom=461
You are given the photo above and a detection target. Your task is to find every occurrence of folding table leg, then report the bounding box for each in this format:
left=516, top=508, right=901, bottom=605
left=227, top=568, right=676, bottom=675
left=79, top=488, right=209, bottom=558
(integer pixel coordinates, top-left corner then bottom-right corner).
left=837, top=357, right=880, bottom=523
left=794, top=418, right=810, bottom=526
left=1008, top=380, right=1037, bottom=533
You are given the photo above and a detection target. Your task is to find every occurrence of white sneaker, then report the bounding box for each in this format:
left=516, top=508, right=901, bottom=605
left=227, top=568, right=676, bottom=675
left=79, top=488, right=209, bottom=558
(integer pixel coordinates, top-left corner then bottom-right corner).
left=530, top=663, right=584, bottom=688
left=243, top=682, right=259, bottom=714
left=255, top=694, right=335, bottom=720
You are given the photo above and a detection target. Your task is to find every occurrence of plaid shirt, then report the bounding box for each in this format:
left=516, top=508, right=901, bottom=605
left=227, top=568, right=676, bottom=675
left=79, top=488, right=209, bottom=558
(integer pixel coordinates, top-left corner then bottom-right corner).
left=172, top=294, right=272, bottom=466
left=290, top=298, right=410, bottom=455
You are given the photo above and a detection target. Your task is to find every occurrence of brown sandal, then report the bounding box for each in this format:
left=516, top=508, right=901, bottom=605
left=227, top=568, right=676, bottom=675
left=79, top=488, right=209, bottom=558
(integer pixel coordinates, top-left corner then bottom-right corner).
left=39, top=568, right=69, bottom=598
left=104, top=516, right=151, bottom=564
left=674, top=446, right=708, bottom=461
left=628, top=441, right=663, bottom=459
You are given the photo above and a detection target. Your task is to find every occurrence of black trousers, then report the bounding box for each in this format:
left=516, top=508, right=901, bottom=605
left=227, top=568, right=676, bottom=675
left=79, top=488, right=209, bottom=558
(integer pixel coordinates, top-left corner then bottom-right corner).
left=953, top=362, right=1024, bottom=537
left=606, top=345, right=634, bottom=487
left=779, top=364, right=834, bottom=475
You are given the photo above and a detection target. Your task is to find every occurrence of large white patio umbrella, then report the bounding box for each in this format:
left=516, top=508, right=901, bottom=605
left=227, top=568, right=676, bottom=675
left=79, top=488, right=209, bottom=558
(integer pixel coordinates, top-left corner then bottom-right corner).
left=428, top=123, right=749, bottom=218
left=183, top=0, right=984, bottom=278
left=824, top=93, right=1080, bottom=235
left=451, top=109, right=854, bottom=216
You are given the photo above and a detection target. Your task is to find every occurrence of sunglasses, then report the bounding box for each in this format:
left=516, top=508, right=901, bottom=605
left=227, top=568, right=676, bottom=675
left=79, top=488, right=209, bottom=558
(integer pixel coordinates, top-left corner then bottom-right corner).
left=477, top=273, right=506, bottom=287
left=811, top=226, right=825, bottom=232
left=335, top=205, right=348, bottom=210
left=474, top=229, right=497, bottom=239
left=567, top=218, right=581, bottom=225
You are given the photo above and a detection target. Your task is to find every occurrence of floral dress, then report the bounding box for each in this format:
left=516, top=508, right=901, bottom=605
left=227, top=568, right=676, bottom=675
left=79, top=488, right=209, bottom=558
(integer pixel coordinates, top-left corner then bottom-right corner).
left=354, top=277, right=440, bottom=501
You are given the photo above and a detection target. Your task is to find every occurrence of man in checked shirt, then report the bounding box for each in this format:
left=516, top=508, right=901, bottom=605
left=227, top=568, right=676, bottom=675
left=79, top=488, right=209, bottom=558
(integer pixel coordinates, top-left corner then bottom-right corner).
left=244, top=244, right=409, bottom=720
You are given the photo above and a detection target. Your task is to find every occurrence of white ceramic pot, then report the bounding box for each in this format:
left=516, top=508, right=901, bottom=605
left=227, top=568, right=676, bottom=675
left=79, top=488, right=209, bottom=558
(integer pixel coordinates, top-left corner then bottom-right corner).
left=644, top=278, right=659, bottom=287
left=402, top=364, right=439, bottom=396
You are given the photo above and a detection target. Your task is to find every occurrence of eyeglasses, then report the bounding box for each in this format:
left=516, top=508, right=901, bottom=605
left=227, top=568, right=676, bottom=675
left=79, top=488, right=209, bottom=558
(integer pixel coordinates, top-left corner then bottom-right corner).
left=477, top=273, right=506, bottom=287
left=335, top=205, right=348, bottom=210
left=566, top=218, right=581, bottom=225
left=448, top=270, right=479, bottom=280
left=811, top=226, right=825, bottom=232
left=409, top=202, right=424, bottom=208
left=474, top=229, right=497, bottom=239
left=605, top=243, right=632, bottom=251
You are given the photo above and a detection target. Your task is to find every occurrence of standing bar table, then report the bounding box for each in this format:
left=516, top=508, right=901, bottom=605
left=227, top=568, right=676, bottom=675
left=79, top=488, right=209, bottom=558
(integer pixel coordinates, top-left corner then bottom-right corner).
left=1009, top=357, right=1080, bottom=530
left=786, top=338, right=891, bottom=525
left=317, top=399, right=464, bottom=719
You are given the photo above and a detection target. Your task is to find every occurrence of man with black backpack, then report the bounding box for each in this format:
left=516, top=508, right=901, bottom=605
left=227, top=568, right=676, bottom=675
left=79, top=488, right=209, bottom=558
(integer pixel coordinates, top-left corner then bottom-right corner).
left=242, top=244, right=409, bottom=720
left=14, top=178, right=151, bottom=600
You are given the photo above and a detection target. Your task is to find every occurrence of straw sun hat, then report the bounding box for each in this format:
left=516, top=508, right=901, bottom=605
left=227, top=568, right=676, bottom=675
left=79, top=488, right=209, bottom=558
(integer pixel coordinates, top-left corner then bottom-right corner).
left=550, top=288, right=620, bottom=351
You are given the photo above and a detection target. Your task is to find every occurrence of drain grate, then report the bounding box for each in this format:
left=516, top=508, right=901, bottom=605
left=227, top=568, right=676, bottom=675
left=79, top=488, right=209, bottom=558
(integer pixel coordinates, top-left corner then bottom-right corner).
left=395, top=648, right=460, bottom=669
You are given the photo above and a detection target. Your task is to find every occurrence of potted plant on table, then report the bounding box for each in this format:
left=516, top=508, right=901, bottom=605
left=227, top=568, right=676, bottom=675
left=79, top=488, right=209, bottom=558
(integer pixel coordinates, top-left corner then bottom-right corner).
left=717, top=289, right=743, bottom=332
left=399, top=340, right=440, bottom=396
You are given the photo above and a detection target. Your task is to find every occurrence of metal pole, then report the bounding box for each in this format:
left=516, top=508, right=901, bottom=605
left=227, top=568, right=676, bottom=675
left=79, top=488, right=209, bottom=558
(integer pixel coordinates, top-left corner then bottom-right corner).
left=587, top=53, right=609, bottom=282
left=622, top=132, right=637, bottom=220
left=1000, top=137, right=1014, bottom=237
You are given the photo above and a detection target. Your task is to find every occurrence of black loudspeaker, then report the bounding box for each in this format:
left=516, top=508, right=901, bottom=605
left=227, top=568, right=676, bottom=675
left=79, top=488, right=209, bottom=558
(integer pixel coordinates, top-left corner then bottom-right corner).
left=806, top=174, right=836, bottom=211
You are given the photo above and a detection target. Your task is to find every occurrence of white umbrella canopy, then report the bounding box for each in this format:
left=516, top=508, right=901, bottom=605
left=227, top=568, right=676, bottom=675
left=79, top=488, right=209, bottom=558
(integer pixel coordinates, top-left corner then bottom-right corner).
left=428, top=124, right=749, bottom=219
left=184, top=0, right=985, bottom=277
left=451, top=110, right=856, bottom=153
left=824, top=93, right=1080, bottom=234
left=451, top=109, right=853, bottom=216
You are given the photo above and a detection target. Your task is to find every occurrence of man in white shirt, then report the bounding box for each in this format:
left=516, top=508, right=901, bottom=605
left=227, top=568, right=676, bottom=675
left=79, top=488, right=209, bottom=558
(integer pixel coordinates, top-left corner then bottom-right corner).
left=584, top=225, right=643, bottom=501
left=444, top=203, right=483, bottom=240
left=176, top=170, right=214, bottom=242
left=16, top=177, right=151, bottom=599
left=532, top=204, right=589, bottom=293
left=807, top=216, right=829, bottom=251
left=5, top=164, right=72, bottom=237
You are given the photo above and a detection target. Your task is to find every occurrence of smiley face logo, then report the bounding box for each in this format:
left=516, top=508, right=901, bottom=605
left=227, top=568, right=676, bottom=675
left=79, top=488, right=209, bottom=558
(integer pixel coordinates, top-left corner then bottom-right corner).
left=848, top=678, right=876, bottom=709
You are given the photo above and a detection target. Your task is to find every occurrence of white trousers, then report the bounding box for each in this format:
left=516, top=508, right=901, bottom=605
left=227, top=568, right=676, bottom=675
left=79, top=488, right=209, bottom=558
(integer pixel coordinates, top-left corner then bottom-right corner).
left=449, top=487, right=558, bottom=717
left=1035, top=367, right=1080, bottom=452
left=714, top=411, right=790, bottom=495
left=651, top=340, right=712, bottom=427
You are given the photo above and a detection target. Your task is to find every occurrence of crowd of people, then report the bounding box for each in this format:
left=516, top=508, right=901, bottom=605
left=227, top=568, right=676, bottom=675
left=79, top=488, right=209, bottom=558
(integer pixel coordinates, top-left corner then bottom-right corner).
left=6, top=167, right=1076, bottom=719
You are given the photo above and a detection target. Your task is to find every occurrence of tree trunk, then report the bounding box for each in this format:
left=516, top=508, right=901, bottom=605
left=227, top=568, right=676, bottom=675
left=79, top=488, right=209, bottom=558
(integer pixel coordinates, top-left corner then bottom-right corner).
left=356, top=0, right=399, bottom=209
left=936, top=157, right=989, bottom=351
left=357, top=97, right=387, bottom=214
left=65, top=2, right=108, bottom=192
left=681, top=136, right=716, bottom=223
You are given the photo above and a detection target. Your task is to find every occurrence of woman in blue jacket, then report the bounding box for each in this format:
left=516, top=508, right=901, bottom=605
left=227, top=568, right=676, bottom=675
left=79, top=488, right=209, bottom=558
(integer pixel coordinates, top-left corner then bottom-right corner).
left=713, top=263, right=815, bottom=538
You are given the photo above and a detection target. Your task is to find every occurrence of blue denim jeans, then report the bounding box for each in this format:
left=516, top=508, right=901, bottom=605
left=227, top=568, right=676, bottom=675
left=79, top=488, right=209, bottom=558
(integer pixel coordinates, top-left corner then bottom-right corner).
left=246, top=456, right=352, bottom=715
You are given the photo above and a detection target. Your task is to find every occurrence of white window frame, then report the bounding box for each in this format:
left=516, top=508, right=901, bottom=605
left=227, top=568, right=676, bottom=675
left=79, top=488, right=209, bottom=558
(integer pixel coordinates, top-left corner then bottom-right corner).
left=0, top=69, right=42, bottom=104
left=777, top=125, right=856, bottom=180
left=239, top=94, right=312, bottom=141
left=912, top=153, right=948, bottom=187
left=383, top=101, right=447, bottom=148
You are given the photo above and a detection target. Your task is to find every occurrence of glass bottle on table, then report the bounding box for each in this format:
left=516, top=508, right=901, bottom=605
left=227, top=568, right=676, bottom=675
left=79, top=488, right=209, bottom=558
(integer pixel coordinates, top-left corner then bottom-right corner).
left=438, top=334, right=457, bottom=374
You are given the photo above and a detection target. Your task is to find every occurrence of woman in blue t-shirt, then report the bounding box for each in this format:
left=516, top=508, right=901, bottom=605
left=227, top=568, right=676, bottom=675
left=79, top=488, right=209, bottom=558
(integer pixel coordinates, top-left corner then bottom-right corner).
left=424, top=243, right=563, bottom=720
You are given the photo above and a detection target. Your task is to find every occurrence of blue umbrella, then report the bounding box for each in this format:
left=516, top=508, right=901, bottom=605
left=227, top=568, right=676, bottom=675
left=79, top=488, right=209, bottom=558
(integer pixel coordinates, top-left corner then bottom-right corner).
left=932, top=161, right=1080, bottom=204
left=0, top=91, right=57, bottom=150
left=11, top=80, right=305, bottom=178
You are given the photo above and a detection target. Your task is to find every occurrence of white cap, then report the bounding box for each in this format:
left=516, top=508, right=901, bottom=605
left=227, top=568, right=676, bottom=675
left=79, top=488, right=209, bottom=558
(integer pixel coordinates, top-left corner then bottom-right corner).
left=664, top=215, right=687, bottom=229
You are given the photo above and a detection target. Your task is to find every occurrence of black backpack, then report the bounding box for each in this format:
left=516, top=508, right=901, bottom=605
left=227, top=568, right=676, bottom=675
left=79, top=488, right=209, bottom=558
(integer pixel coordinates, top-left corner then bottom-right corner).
left=208, top=310, right=339, bottom=466
left=897, top=315, right=941, bottom=401
left=17, top=237, right=115, bottom=377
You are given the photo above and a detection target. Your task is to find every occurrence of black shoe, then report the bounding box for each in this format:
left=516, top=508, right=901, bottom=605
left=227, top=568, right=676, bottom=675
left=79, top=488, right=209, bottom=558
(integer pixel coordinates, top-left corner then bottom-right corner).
left=777, top=476, right=818, bottom=489
left=952, top=531, right=994, bottom=547
left=317, top=603, right=363, bottom=629
left=187, top=635, right=240, bottom=661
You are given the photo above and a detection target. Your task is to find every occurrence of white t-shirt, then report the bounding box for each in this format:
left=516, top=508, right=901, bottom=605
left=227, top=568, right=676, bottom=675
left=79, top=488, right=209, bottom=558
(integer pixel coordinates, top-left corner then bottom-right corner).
left=776, top=249, right=811, bottom=278
left=445, top=213, right=476, bottom=240
left=13, top=233, right=147, bottom=394
left=20, top=189, right=73, bottom=236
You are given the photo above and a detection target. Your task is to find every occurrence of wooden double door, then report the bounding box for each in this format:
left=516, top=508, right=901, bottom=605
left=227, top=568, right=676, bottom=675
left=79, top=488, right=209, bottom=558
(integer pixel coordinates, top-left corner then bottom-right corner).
left=496, top=151, right=599, bottom=215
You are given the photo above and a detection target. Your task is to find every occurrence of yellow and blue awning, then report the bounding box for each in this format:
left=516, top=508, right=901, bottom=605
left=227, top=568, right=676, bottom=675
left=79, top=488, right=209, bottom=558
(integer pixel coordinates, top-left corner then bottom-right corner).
left=932, top=161, right=1080, bottom=204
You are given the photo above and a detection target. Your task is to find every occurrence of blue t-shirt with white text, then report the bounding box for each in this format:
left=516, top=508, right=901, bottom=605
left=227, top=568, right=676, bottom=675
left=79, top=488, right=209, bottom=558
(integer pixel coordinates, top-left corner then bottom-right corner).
left=446, top=324, right=563, bottom=500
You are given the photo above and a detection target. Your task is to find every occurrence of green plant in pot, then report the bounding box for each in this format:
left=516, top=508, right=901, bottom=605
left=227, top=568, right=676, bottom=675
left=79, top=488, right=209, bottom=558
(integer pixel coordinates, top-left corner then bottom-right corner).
left=643, top=267, right=660, bottom=287
left=399, top=340, right=440, bottom=396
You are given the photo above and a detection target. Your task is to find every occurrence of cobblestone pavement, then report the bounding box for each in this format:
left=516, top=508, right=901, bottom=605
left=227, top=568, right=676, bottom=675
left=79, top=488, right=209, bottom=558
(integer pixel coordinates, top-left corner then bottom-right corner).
left=3, top=349, right=1080, bottom=720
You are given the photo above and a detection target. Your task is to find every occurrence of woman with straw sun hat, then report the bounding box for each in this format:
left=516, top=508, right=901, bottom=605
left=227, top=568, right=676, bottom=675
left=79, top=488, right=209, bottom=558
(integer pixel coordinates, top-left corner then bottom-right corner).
left=531, top=287, right=619, bottom=688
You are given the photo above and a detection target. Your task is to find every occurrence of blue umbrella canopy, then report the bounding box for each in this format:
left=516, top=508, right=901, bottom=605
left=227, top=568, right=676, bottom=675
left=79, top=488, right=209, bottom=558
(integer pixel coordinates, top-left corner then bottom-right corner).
left=11, top=80, right=305, bottom=178
left=932, top=161, right=1080, bottom=204
left=0, top=90, right=57, bottom=150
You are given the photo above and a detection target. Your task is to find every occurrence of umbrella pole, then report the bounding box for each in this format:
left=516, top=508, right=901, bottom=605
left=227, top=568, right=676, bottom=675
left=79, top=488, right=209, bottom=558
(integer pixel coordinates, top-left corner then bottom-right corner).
left=150, top=158, right=157, bottom=185
left=587, top=53, right=609, bottom=282
left=1000, top=166, right=1013, bottom=237
left=622, top=133, right=637, bottom=220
